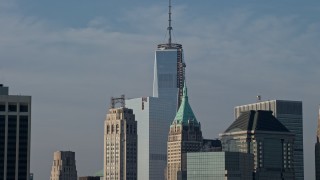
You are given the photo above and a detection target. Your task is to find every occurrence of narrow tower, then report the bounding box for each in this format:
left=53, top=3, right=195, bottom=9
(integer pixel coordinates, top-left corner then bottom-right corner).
left=316, top=106, right=320, bottom=180
left=50, top=151, right=78, bottom=180
left=104, top=95, right=137, bottom=180
left=153, top=0, right=186, bottom=109
left=167, top=83, right=203, bottom=180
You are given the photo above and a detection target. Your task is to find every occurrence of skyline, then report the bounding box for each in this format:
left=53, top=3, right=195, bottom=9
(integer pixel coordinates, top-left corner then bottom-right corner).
left=1, top=0, right=320, bottom=179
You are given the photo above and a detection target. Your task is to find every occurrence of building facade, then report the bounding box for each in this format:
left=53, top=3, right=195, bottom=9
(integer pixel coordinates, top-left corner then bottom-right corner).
left=0, top=84, right=31, bottom=180
left=221, top=110, right=295, bottom=180
left=234, top=100, right=304, bottom=180
left=79, top=176, right=101, bottom=180
left=185, top=152, right=254, bottom=180
left=126, top=97, right=176, bottom=180
left=50, top=151, right=77, bottom=180
left=167, top=84, right=203, bottom=180
left=153, top=44, right=185, bottom=109
left=315, top=107, right=320, bottom=180
left=104, top=101, right=137, bottom=180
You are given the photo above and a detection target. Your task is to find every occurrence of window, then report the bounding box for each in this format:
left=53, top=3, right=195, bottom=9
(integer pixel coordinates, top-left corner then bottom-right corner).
left=19, top=104, right=28, bottom=112
left=8, top=104, right=17, bottom=112
left=0, top=104, right=5, bottom=111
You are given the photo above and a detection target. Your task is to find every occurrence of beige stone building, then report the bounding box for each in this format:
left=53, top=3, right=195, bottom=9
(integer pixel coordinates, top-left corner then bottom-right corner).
left=104, top=98, right=137, bottom=180
left=167, top=85, right=203, bottom=180
left=50, top=151, right=77, bottom=180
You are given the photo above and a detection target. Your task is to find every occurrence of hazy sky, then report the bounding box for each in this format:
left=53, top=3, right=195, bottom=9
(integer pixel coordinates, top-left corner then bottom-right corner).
left=1, top=0, right=320, bottom=179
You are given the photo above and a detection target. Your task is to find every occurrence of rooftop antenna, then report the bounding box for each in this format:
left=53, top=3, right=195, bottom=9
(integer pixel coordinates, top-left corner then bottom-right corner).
left=168, top=0, right=173, bottom=46
left=256, top=95, right=262, bottom=102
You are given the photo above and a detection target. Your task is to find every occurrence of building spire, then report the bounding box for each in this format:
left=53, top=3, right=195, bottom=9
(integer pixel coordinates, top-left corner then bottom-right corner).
left=317, top=105, right=320, bottom=142
left=167, top=0, right=173, bottom=46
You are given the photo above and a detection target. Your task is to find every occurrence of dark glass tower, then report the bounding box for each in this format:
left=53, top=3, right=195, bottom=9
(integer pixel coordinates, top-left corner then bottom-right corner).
left=0, top=84, right=31, bottom=180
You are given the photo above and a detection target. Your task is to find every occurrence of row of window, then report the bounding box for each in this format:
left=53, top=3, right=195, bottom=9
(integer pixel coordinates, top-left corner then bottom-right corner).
left=0, top=104, right=29, bottom=112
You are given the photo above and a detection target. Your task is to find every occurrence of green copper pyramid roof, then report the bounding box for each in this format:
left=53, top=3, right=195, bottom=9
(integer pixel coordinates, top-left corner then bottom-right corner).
left=172, top=83, right=199, bottom=126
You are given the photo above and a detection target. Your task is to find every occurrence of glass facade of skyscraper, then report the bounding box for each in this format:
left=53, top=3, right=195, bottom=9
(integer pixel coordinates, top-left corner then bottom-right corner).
left=126, top=97, right=176, bottom=180
left=153, top=49, right=180, bottom=105
left=186, top=152, right=254, bottom=180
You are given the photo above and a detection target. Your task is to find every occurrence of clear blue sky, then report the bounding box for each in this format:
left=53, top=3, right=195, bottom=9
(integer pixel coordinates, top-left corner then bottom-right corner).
left=1, top=0, right=320, bottom=179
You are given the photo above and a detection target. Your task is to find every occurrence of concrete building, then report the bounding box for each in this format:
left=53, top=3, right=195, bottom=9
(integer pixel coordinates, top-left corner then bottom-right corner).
left=104, top=97, right=137, bottom=180
left=166, top=84, right=203, bottom=180
left=50, top=151, right=77, bottom=180
left=0, top=84, right=31, bottom=180
left=185, top=151, right=254, bottom=180
left=234, top=100, right=304, bottom=180
left=315, top=106, right=320, bottom=180
left=221, top=110, right=295, bottom=180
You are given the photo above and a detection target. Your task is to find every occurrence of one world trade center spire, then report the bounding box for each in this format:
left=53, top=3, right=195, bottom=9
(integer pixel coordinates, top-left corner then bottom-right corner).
left=153, top=0, right=186, bottom=110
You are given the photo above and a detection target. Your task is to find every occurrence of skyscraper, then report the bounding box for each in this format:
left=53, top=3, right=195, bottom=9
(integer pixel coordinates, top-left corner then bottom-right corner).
left=50, top=151, right=78, bottom=180
left=220, top=110, right=295, bottom=180
left=126, top=97, right=176, bottom=180
left=153, top=0, right=185, bottom=109
left=0, top=84, right=31, bottom=180
left=104, top=96, right=137, bottom=180
left=126, top=1, right=186, bottom=180
left=315, top=106, right=320, bottom=180
left=234, top=100, right=304, bottom=180
left=167, top=84, right=203, bottom=180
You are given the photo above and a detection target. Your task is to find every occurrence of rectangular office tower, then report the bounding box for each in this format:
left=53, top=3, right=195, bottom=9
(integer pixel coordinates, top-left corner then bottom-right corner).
left=0, top=84, right=31, bottom=180
left=153, top=43, right=185, bottom=109
left=104, top=98, right=137, bottom=180
left=235, top=100, right=304, bottom=180
left=126, top=97, right=176, bottom=180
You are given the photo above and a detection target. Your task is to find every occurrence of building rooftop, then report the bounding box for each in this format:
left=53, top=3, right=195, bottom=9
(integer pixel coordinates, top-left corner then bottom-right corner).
left=225, top=110, right=290, bottom=133
left=172, top=83, right=199, bottom=126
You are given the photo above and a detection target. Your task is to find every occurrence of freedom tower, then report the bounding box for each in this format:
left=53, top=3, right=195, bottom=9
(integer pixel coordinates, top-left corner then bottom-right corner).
left=153, top=0, right=186, bottom=109
left=126, top=1, right=186, bottom=179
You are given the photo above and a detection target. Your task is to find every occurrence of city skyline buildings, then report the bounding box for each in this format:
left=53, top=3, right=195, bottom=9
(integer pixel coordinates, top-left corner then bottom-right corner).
left=234, top=100, right=304, bottom=180
left=1, top=0, right=319, bottom=179
left=221, top=110, right=295, bottom=179
left=126, top=1, right=187, bottom=179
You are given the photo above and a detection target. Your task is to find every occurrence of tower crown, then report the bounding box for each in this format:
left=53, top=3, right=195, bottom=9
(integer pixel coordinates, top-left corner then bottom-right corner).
left=171, top=82, right=199, bottom=126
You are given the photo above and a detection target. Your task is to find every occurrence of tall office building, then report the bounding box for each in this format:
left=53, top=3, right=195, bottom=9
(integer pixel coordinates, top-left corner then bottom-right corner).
left=153, top=0, right=185, bottom=109
left=104, top=96, right=137, bottom=180
left=50, top=151, right=78, bottom=180
left=234, top=100, right=304, bottom=180
left=126, top=1, right=186, bottom=180
left=126, top=97, right=176, bottom=180
left=315, top=106, right=320, bottom=180
left=0, top=84, right=31, bottom=180
left=167, top=84, right=203, bottom=180
left=220, top=110, right=295, bottom=180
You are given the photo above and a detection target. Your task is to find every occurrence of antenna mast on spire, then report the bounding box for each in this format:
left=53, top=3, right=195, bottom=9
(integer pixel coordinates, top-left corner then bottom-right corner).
left=168, top=0, right=173, bottom=46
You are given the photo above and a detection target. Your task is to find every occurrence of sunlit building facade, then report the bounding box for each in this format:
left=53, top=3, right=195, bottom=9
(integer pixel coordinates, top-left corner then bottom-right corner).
left=104, top=106, right=137, bottom=180
left=50, top=151, right=77, bottom=180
